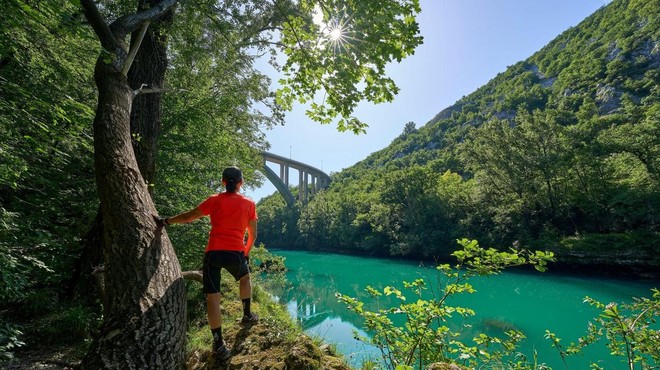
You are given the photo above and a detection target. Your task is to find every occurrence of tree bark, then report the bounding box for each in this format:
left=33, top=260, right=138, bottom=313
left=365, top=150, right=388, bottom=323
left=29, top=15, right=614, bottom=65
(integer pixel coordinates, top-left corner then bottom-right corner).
left=80, top=53, right=186, bottom=370
left=79, top=1, right=185, bottom=368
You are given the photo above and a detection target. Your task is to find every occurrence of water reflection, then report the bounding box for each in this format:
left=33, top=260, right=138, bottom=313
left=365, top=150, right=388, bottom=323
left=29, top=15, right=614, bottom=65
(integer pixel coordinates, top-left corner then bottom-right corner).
left=287, top=299, right=331, bottom=329
left=269, top=266, right=386, bottom=364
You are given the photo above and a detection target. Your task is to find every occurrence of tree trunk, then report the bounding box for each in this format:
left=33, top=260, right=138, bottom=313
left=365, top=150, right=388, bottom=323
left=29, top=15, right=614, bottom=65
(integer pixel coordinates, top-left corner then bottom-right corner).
left=71, top=0, right=172, bottom=302
left=128, top=0, right=172, bottom=189
left=80, top=54, right=186, bottom=370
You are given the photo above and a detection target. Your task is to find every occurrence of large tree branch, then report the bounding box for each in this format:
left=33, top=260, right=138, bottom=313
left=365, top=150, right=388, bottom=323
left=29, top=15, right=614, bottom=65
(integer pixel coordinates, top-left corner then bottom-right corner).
left=80, top=0, right=117, bottom=50
left=110, top=0, right=178, bottom=38
left=82, top=0, right=177, bottom=72
left=122, top=21, right=150, bottom=76
left=133, top=84, right=187, bottom=97
left=182, top=270, right=202, bottom=283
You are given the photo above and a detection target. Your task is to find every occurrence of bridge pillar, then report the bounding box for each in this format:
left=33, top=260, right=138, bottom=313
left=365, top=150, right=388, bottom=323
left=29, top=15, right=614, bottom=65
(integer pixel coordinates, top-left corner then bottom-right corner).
left=279, top=164, right=290, bottom=187
left=298, top=170, right=304, bottom=202
left=304, top=173, right=309, bottom=200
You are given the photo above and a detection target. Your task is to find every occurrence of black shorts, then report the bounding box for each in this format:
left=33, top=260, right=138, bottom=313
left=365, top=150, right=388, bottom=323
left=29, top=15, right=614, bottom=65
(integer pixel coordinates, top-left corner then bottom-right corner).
left=203, top=250, right=249, bottom=294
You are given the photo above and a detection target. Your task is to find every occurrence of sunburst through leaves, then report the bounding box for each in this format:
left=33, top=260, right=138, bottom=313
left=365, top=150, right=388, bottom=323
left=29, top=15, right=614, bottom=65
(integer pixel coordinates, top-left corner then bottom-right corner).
left=313, top=6, right=354, bottom=53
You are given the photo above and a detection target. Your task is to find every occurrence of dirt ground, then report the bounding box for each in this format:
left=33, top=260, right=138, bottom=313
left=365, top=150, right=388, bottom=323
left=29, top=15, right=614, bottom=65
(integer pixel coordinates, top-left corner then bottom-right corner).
left=3, top=343, right=83, bottom=370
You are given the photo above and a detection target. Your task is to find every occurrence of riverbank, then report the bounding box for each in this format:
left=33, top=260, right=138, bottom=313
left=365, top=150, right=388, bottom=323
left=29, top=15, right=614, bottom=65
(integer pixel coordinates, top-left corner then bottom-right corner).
left=545, top=232, right=660, bottom=280
left=272, top=231, right=660, bottom=281
left=185, top=276, right=351, bottom=370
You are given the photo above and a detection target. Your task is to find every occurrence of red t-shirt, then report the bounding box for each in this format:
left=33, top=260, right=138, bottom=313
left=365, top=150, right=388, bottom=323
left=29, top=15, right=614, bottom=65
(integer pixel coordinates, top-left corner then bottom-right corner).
left=197, top=192, right=258, bottom=252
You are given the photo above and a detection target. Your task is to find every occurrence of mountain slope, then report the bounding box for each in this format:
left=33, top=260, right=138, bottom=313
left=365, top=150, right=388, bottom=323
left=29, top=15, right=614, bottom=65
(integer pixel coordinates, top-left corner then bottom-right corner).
left=259, top=0, right=659, bottom=277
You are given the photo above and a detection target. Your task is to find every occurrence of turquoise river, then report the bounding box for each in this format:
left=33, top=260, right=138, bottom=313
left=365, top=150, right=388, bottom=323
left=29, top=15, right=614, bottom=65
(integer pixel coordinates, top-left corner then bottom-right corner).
left=267, top=249, right=657, bottom=369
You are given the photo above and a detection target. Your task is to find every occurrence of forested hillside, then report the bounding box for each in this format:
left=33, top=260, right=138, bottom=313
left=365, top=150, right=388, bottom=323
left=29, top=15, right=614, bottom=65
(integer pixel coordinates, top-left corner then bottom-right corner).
left=258, top=0, right=659, bottom=276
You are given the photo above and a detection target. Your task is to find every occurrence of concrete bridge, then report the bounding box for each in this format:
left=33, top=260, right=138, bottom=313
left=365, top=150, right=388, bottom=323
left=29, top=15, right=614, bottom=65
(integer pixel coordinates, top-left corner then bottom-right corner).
left=262, top=151, right=331, bottom=207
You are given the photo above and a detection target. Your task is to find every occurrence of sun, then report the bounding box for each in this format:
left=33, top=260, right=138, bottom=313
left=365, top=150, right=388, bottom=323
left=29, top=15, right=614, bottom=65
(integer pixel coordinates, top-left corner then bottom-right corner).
left=312, top=5, right=352, bottom=52
left=329, top=27, right=344, bottom=42
left=324, top=18, right=350, bottom=52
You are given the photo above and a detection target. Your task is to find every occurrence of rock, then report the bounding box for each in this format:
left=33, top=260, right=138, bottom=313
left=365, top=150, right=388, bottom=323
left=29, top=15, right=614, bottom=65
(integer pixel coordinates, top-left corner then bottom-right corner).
left=595, top=84, right=621, bottom=114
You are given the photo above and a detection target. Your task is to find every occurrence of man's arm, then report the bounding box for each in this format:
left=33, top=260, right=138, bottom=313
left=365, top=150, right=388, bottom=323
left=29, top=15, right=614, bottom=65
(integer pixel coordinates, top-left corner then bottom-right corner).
left=155, top=207, right=205, bottom=226
left=244, top=219, right=258, bottom=256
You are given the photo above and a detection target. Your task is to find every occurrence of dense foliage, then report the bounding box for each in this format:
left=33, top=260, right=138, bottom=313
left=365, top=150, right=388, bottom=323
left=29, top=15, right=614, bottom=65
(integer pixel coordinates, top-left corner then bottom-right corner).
left=0, top=1, right=100, bottom=358
left=258, top=0, right=659, bottom=273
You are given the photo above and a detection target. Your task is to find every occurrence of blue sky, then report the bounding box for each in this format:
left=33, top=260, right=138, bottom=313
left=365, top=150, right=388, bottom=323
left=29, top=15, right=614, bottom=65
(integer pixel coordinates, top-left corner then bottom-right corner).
left=244, top=0, right=608, bottom=202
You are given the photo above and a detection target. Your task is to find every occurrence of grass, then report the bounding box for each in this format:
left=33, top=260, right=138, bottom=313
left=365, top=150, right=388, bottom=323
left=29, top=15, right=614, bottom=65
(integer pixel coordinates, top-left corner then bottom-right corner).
left=183, top=261, right=304, bottom=344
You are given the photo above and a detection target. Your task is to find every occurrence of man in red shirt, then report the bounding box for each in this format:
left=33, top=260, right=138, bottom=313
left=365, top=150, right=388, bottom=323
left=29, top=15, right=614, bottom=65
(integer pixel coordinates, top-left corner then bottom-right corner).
left=156, top=166, right=258, bottom=361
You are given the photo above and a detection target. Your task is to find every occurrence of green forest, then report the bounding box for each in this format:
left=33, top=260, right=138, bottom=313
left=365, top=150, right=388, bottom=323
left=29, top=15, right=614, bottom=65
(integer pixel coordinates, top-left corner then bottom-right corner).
left=0, top=0, right=658, bottom=369
left=258, top=0, right=659, bottom=276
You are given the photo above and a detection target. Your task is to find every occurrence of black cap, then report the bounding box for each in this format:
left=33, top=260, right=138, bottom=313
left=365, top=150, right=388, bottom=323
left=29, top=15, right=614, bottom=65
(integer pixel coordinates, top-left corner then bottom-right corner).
left=222, top=166, right=243, bottom=183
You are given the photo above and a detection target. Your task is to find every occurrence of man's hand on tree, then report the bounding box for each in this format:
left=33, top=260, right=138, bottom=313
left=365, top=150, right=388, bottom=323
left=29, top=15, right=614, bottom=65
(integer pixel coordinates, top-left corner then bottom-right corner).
left=153, top=215, right=169, bottom=227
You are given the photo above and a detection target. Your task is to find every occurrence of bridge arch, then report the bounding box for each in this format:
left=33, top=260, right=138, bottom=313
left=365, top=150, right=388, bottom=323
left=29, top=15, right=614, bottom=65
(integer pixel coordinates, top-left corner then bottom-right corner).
left=261, top=151, right=331, bottom=207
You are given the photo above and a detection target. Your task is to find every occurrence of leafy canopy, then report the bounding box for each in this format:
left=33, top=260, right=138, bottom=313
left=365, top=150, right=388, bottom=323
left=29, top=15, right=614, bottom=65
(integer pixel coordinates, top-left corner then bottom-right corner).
left=276, top=0, right=423, bottom=133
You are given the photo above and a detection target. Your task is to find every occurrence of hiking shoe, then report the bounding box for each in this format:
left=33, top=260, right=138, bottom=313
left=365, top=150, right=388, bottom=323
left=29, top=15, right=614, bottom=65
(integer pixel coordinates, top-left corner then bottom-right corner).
left=241, top=312, right=259, bottom=324
left=213, top=343, right=231, bottom=362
